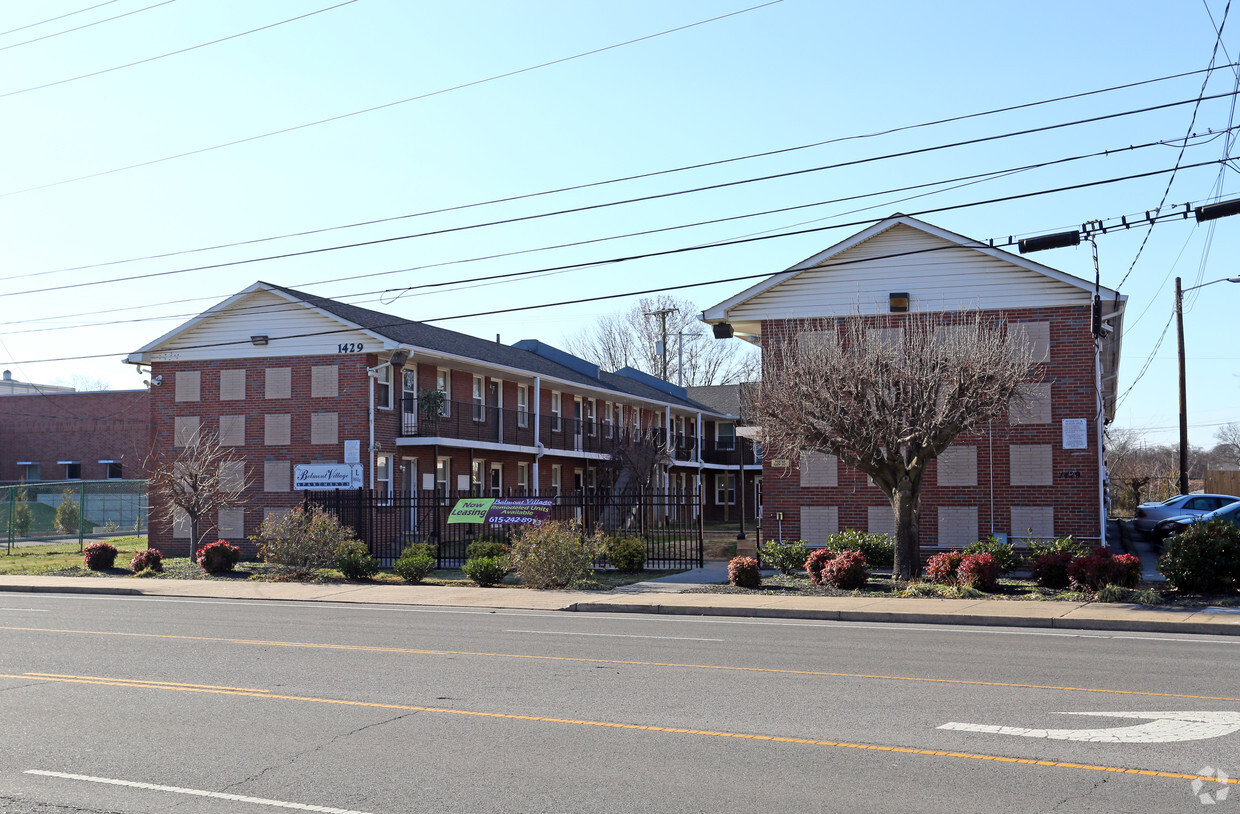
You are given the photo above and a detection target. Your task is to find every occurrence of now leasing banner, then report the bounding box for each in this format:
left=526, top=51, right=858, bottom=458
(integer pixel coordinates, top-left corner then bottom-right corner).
left=447, top=497, right=555, bottom=526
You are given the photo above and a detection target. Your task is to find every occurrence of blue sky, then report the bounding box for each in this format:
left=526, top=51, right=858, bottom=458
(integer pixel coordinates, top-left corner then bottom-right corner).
left=1, top=0, right=1237, bottom=447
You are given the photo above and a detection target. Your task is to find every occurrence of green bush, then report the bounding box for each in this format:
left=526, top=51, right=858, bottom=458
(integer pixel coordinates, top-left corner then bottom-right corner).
left=394, top=551, right=436, bottom=584
left=466, top=539, right=508, bottom=560
left=822, top=529, right=894, bottom=569
left=401, top=542, right=437, bottom=560
left=962, top=537, right=1021, bottom=575
left=1029, top=534, right=1089, bottom=559
left=462, top=555, right=509, bottom=587
left=55, top=489, right=82, bottom=535
left=253, top=505, right=357, bottom=576
left=1159, top=519, right=1240, bottom=594
left=759, top=539, right=809, bottom=575
left=336, top=539, right=379, bottom=579
left=605, top=536, right=647, bottom=573
left=12, top=488, right=33, bottom=536
left=508, top=520, right=604, bottom=589
left=728, top=556, right=761, bottom=588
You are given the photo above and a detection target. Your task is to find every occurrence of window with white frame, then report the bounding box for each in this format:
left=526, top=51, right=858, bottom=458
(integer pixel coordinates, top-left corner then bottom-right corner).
left=586, top=399, right=597, bottom=436
left=435, top=457, right=451, bottom=495
left=375, top=366, right=392, bottom=410
left=551, top=464, right=562, bottom=495
left=489, top=463, right=502, bottom=497
left=517, top=463, right=529, bottom=495
left=472, top=375, right=485, bottom=422
left=471, top=459, right=485, bottom=493
left=436, top=369, right=451, bottom=416
left=376, top=455, right=392, bottom=499
left=717, top=422, right=736, bottom=450
left=61, top=461, right=81, bottom=480
left=18, top=462, right=40, bottom=482
left=715, top=473, right=736, bottom=505
left=517, top=384, right=529, bottom=428
left=631, top=405, right=641, bottom=432
left=603, top=401, right=614, bottom=438
left=551, top=391, right=562, bottom=432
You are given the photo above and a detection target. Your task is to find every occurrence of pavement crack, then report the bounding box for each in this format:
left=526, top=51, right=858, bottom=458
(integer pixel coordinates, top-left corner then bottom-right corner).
left=1050, top=775, right=1108, bottom=812
left=219, top=712, right=416, bottom=793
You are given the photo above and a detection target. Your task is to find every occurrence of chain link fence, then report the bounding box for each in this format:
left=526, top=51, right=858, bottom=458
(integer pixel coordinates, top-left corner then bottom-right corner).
left=2, top=480, right=148, bottom=551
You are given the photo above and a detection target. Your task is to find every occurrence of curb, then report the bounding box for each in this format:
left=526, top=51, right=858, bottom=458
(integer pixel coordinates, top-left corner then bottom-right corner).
left=567, top=602, right=1240, bottom=637
left=0, top=584, right=141, bottom=597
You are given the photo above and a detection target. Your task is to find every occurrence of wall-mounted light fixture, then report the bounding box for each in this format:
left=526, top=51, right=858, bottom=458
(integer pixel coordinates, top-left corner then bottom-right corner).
left=712, top=322, right=734, bottom=339
left=250, top=335, right=269, bottom=346
left=889, top=292, right=910, bottom=313
left=389, top=349, right=410, bottom=368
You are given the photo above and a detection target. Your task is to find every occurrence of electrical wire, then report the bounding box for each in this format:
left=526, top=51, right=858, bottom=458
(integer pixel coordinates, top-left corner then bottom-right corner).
left=0, top=1, right=359, bottom=100
left=0, top=1, right=123, bottom=37
left=0, top=0, right=785, bottom=199
left=0, top=0, right=176, bottom=53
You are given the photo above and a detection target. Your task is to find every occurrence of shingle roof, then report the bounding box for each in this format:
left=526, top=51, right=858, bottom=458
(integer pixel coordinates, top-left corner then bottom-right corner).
left=263, top=282, right=721, bottom=414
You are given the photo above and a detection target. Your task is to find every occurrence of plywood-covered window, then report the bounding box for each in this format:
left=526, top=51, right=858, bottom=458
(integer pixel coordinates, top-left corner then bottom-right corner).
left=265, top=367, right=291, bottom=399
left=800, top=506, right=838, bottom=546
left=310, top=412, right=338, bottom=445
left=799, top=451, right=838, bottom=487
left=175, top=371, right=200, bottom=402
left=220, top=460, right=245, bottom=491
left=1011, top=506, right=1054, bottom=540
left=311, top=365, right=338, bottom=399
left=1010, top=383, right=1052, bottom=425
left=264, top=460, right=290, bottom=492
left=936, top=446, right=977, bottom=487
left=1009, top=321, right=1051, bottom=364
left=219, top=414, right=245, bottom=447
left=1009, top=445, right=1052, bottom=486
left=264, top=414, right=291, bottom=446
left=219, top=369, right=246, bottom=401
left=937, top=506, right=978, bottom=548
left=173, top=416, right=201, bottom=447
left=868, top=506, right=895, bottom=536
left=217, top=508, right=244, bottom=539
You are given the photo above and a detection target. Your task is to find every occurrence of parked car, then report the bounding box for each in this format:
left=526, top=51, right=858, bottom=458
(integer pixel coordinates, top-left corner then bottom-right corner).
left=1151, top=500, right=1240, bottom=547
left=1133, top=493, right=1240, bottom=534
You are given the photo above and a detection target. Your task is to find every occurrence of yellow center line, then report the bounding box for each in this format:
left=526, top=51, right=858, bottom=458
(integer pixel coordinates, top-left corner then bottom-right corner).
left=5, top=671, right=1237, bottom=787
left=25, top=673, right=268, bottom=693
left=3, top=624, right=1237, bottom=703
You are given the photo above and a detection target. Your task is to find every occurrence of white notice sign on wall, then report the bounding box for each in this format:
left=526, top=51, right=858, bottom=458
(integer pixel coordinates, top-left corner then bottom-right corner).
left=1062, top=418, right=1088, bottom=450
left=343, top=440, right=361, bottom=464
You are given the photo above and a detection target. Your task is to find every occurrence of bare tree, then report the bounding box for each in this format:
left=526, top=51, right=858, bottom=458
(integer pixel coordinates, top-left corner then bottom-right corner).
left=1215, top=422, right=1240, bottom=469
left=566, top=295, right=757, bottom=385
left=603, top=427, right=672, bottom=492
left=752, top=313, right=1035, bottom=580
left=146, top=432, right=252, bottom=561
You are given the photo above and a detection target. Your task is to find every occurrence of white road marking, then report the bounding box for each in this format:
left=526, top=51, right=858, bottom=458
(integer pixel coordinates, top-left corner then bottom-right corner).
left=25, top=770, right=374, bottom=813
left=939, top=711, right=1240, bottom=743
left=0, top=607, right=48, bottom=612
left=505, top=629, right=723, bottom=641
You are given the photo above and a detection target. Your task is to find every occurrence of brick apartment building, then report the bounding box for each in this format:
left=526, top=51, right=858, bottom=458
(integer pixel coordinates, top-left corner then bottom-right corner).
left=0, top=389, right=149, bottom=484
left=126, top=282, right=759, bottom=551
left=701, top=214, right=1126, bottom=550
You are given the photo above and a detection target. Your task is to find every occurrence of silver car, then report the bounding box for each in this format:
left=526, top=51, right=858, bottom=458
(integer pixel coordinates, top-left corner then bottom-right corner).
left=1133, top=493, right=1240, bottom=534
left=1152, top=500, right=1240, bottom=545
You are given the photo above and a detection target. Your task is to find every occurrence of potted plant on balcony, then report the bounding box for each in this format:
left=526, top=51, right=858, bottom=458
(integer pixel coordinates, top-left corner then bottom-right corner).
left=418, top=388, right=446, bottom=421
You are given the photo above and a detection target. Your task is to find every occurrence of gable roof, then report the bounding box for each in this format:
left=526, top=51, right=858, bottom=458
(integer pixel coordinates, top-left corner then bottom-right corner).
left=127, top=282, right=723, bottom=415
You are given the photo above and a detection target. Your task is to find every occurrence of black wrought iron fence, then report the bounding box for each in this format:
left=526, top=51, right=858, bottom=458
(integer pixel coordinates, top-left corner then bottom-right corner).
left=303, top=488, right=703, bottom=570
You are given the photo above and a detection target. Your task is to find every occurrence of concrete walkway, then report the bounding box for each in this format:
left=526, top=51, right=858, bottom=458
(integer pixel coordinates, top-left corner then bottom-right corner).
left=3, top=568, right=1239, bottom=637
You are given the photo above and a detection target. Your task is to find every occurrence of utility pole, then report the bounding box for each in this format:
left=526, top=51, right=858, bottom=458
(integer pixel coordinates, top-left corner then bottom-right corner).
left=1175, top=276, right=1188, bottom=496
left=645, top=308, right=678, bottom=381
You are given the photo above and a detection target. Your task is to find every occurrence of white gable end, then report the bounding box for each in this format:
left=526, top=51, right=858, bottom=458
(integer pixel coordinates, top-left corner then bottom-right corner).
left=129, top=288, right=377, bottom=363
left=727, top=223, right=1095, bottom=322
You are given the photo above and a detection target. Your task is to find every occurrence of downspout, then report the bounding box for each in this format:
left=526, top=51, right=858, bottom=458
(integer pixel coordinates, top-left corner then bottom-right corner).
left=368, top=362, right=376, bottom=490
left=533, top=376, right=542, bottom=495
left=1096, top=337, right=1107, bottom=547
left=988, top=419, right=994, bottom=537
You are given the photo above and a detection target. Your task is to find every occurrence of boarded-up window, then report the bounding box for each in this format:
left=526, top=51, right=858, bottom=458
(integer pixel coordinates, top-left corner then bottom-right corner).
left=175, top=371, right=200, bottom=402
left=1011, top=506, right=1054, bottom=539
left=264, top=460, right=290, bottom=492
left=310, top=412, right=339, bottom=445
left=938, top=506, right=978, bottom=548
left=219, top=369, right=246, bottom=401
left=936, top=446, right=978, bottom=487
left=173, top=416, right=200, bottom=447
left=1010, top=321, right=1050, bottom=363
left=265, top=414, right=291, bottom=446
left=220, top=460, right=245, bottom=491
left=800, top=506, right=838, bottom=545
left=867, top=327, right=904, bottom=350
left=868, top=506, right=895, bottom=536
left=800, top=451, right=838, bottom=487
left=217, top=508, right=244, bottom=539
left=798, top=330, right=838, bottom=356
left=264, top=507, right=288, bottom=524
left=172, top=508, right=189, bottom=539
left=1010, top=383, right=1052, bottom=425
left=265, top=367, right=291, bottom=399
left=219, top=414, right=245, bottom=446
left=1009, top=445, right=1053, bottom=486
left=311, top=365, right=339, bottom=399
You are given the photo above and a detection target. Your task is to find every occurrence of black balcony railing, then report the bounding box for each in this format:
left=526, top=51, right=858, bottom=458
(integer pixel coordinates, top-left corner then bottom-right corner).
left=400, top=397, right=760, bottom=464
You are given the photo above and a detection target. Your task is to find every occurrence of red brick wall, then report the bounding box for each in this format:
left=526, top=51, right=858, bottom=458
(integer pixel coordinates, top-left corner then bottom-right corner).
left=759, top=305, right=1103, bottom=547
left=0, top=390, right=150, bottom=483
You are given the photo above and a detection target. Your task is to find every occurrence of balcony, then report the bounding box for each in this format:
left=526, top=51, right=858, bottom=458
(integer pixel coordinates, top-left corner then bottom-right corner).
left=400, top=397, right=760, bottom=465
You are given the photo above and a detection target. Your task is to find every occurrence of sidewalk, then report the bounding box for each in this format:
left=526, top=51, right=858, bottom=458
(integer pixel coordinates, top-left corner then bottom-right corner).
left=2, top=568, right=1239, bottom=636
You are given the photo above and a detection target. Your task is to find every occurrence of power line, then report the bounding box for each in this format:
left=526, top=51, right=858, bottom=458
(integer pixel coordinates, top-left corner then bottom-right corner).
left=0, top=0, right=123, bottom=37
left=0, top=1, right=359, bottom=100
left=4, top=94, right=1236, bottom=299
left=0, top=0, right=785, bottom=199
left=8, top=67, right=1237, bottom=274
left=0, top=0, right=176, bottom=53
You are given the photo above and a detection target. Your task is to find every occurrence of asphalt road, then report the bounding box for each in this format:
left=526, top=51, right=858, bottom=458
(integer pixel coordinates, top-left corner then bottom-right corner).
left=2, top=594, right=1238, bottom=813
